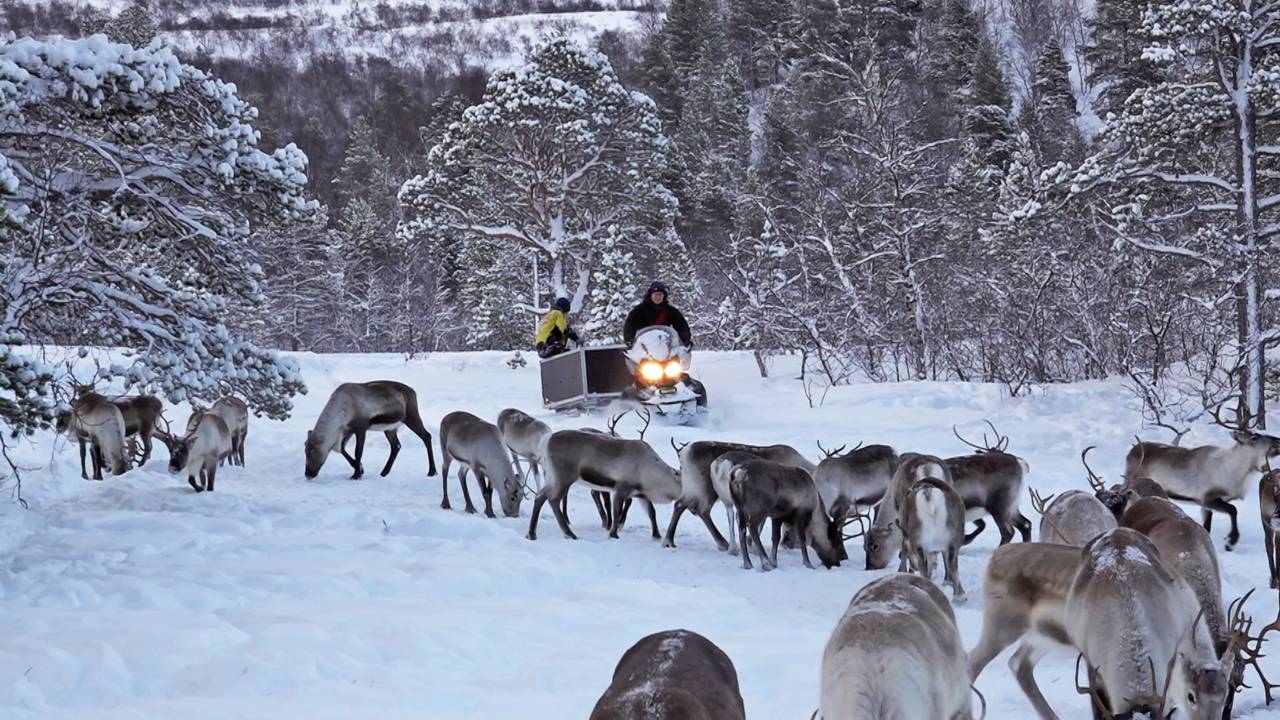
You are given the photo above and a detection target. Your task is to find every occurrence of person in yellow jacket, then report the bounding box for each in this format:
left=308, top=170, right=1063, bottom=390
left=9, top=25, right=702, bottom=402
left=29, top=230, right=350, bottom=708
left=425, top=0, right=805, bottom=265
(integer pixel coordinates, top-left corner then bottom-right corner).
left=535, top=297, right=580, bottom=359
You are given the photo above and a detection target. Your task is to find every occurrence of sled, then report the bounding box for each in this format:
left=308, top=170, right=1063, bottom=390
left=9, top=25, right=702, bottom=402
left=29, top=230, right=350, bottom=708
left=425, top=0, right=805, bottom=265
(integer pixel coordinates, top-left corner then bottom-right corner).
left=540, top=344, right=632, bottom=411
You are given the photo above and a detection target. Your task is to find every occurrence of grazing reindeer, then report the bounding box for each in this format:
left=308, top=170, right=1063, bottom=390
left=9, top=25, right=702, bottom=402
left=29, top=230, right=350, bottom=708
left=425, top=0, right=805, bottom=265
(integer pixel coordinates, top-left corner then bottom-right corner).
left=813, top=442, right=898, bottom=534
left=590, top=630, right=745, bottom=720
left=865, top=453, right=951, bottom=570
left=187, top=397, right=248, bottom=467
left=900, top=477, right=967, bottom=600
left=1067, top=529, right=1232, bottom=720
left=709, top=450, right=764, bottom=555
left=58, top=393, right=129, bottom=480
left=1126, top=407, right=1280, bottom=549
left=1260, top=469, right=1280, bottom=588
left=496, top=408, right=550, bottom=490
left=303, top=381, right=437, bottom=480
left=1122, top=496, right=1228, bottom=655
left=527, top=429, right=679, bottom=541
left=662, top=439, right=815, bottom=550
left=949, top=422, right=1034, bottom=544
left=820, top=573, right=973, bottom=720
left=1029, top=487, right=1116, bottom=546
left=729, top=458, right=841, bottom=571
left=112, top=395, right=163, bottom=466
left=440, top=411, right=522, bottom=518
left=156, top=412, right=232, bottom=492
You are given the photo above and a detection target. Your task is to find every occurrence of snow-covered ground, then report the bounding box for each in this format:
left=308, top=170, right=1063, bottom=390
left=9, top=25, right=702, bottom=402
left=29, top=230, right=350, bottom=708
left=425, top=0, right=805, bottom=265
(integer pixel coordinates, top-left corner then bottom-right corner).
left=2, top=350, right=1278, bottom=718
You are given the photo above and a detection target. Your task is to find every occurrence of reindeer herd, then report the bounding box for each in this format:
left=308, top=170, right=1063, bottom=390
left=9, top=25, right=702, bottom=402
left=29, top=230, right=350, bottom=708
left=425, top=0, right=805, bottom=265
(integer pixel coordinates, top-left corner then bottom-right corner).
left=51, top=375, right=1280, bottom=719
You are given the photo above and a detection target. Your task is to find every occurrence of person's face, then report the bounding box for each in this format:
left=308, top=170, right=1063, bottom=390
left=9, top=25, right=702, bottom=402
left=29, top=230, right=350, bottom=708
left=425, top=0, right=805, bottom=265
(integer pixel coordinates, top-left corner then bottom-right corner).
left=650, top=291, right=665, bottom=304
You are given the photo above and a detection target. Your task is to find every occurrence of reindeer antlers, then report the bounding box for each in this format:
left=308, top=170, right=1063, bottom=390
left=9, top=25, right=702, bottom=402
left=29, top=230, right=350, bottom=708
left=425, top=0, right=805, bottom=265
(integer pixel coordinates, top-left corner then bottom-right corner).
left=1209, top=397, right=1244, bottom=431
left=1028, top=486, right=1056, bottom=515
left=606, top=409, right=651, bottom=441
left=817, top=441, right=848, bottom=460
left=1080, top=446, right=1107, bottom=494
left=841, top=508, right=870, bottom=542
left=605, top=413, right=624, bottom=437
left=953, top=420, right=1010, bottom=454
left=670, top=437, right=690, bottom=455
left=1227, top=589, right=1280, bottom=706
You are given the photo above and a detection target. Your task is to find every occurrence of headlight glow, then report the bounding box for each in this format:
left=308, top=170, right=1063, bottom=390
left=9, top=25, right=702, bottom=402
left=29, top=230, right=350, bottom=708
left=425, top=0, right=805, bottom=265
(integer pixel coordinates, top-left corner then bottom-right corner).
left=640, top=360, right=665, bottom=383
left=664, top=360, right=683, bottom=379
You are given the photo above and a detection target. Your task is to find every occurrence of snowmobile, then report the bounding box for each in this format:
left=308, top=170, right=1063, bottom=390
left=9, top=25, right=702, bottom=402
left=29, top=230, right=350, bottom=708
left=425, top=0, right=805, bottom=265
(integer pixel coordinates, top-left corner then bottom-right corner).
left=620, top=325, right=706, bottom=422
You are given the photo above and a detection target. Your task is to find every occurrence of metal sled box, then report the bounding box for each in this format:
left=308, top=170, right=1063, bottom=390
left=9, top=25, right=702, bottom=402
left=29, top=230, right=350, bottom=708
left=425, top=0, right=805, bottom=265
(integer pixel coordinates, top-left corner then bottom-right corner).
left=541, top=345, right=631, bottom=409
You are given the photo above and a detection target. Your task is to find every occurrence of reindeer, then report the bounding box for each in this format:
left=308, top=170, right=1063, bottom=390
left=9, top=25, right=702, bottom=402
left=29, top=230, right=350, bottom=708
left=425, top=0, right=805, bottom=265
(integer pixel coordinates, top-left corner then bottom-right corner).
left=496, top=408, right=550, bottom=491
left=1261, top=469, right=1280, bottom=588
left=709, top=450, right=765, bottom=555
left=527, top=429, right=679, bottom=541
left=1029, top=488, right=1116, bottom=547
left=440, top=411, right=521, bottom=518
left=1121, top=496, right=1228, bottom=655
left=900, top=477, right=967, bottom=600
left=729, top=458, right=841, bottom=571
left=57, top=393, right=129, bottom=480
left=662, top=439, right=815, bottom=550
left=949, top=421, right=1033, bottom=544
left=1126, top=406, right=1280, bottom=550
left=820, top=573, right=974, bottom=720
left=866, top=453, right=951, bottom=570
left=967, top=531, right=1233, bottom=720
left=112, top=395, right=163, bottom=466
left=187, top=397, right=248, bottom=467
left=590, top=630, right=745, bottom=720
left=156, top=411, right=232, bottom=492
left=813, top=442, right=898, bottom=536
left=303, top=381, right=437, bottom=480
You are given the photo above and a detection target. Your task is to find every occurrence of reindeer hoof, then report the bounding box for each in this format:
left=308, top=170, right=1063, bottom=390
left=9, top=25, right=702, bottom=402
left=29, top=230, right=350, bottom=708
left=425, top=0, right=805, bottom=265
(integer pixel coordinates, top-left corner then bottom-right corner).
left=485, top=510, right=496, bottom=519
left=464, top=506, right=477, bottom=515
left=661, top=539, right=676, bottom=549
left=526, top=532, right=537, bottom=541
left=440, top=500, right=451, bottom=510
left=427, top=468, right=437, bottom=477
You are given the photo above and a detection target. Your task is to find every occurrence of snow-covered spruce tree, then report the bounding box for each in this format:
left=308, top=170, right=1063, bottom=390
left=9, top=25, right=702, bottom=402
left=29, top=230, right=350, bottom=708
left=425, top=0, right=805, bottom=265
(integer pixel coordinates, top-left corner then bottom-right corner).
left=333, top=116, right=395, bottom=218
left=250, top=211, right=340, bottom=353
left=583, top=229, right=639, bottom=342
left=82, top=0, right=159, bottom=49
left=1069, top=0, right=1280, bottom=426
left=1022, top=38, right=1084, bottom=164
left=399, top=38, right=677, bottom=330
left=0, top=35, right=313, bottom=437
left=1084, top=0, right=1161, bottom=121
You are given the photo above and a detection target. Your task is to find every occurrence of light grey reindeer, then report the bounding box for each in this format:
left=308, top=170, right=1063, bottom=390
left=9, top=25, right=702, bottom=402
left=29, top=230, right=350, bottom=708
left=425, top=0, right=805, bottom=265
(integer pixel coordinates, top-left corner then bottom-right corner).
left=440, top=411, right=522, bottom=519
left=57, top=392, right=129, bottom=480
left=663, top=439, right=816, bottom=550
left=865, top=453, right=951, bottom=570
left=813, top=442, right=899, bottom=532
left=1030, top=489, right=1117, bottom=547
left=303, top=381, right=437, bottom=480
left=188, top=397, right=248, bottom=467
left=496, top=408, right=550, bottom=491
left=729, top=458, right=842, bottom=571
left=900, top=476, right=967, bottom=600
left=527, top=429, right=680, bottom=541
left=820, top=573, right=974, bottom=720
left=1122, top=496, right=1228, bottom=656
left=590, top=630, right=746, bottom=720
left=1126, top=405, right=1280, bottom=549
left=1261, top=469, right=1280, bottom=588
left=156, top=411, right=232, bottom=492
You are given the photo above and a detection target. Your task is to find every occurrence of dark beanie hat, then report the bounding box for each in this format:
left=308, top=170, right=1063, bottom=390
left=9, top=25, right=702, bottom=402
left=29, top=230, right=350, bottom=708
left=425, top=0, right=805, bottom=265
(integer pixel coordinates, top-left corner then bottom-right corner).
left=646, top=281, right=668, bottom=296
left=554, top=297, right=571, bottom=312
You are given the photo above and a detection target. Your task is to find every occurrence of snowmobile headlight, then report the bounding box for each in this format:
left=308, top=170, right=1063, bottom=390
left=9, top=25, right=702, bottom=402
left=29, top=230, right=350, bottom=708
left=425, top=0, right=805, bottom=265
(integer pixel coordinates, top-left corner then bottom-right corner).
left=639, top=360, right=665, bottom=383
left=664, top=360, right=683, bottom=379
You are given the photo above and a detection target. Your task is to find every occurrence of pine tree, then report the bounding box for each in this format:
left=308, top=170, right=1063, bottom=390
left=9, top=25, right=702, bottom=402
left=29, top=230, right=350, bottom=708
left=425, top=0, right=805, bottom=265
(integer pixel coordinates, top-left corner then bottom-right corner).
left=1085, top=0, right=1161, bottom=120
left=1022, top=39, right=1082, bottom=165
left=333, top=116, right=394, bottom=216
left=82, top=0, right=158, bottom=47
left=584, top=229, right=639, bottom=342
left=964, top=36, right=1014, bottom=177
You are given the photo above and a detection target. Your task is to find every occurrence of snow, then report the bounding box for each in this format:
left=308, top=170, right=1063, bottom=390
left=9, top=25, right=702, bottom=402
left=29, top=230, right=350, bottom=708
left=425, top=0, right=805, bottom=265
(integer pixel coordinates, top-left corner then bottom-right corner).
left=3, top=349, right=1280, bottom=718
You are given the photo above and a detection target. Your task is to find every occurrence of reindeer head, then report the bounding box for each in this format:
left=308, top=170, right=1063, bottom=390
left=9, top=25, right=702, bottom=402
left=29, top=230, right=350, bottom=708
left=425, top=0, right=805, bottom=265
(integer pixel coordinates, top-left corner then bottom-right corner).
left=864, top=524, right=899, bottom=570
left=1165, top=612, right=1232, bottom=720
left=303, top=430, right=326, bottom=479
left=492, top=460, right=523, bottom=518
left=166, top=435, right=194, bottom=473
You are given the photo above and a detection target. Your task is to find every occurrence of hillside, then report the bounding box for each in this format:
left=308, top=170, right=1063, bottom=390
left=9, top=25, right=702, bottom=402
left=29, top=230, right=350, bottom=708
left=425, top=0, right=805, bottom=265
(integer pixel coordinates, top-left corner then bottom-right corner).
left=3, top=1, right=656, bottom=71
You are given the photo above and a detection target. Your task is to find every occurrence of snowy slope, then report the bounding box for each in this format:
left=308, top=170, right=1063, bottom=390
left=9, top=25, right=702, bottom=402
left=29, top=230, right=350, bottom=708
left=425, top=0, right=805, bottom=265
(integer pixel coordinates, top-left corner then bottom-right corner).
left=6, top=1, right=655, bottom=69
left=2, top=350, right=1279, bottom=718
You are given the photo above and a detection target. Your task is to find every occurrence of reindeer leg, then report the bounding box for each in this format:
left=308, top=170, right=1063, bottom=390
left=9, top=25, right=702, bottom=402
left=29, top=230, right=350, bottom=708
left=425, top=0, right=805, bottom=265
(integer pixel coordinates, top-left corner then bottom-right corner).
left=963, top=518, right=987, bottom=544
left=478, top=470, right=496, bottom=518
left=1014, top=512, right=1033, bottom=542
left=549, top=485, right=578, bottom=540
left=458, top=465, right=478, bottom=514
left=593, top=491, right=612, bottom=529
left=750, top=519, right=772, bottom=571
left=695, top=508, right=730, bottom=551
left=140, top=431, right=153, bottom=466
left=796, top=524, right=814, bottom=569
left=1009, top=642, right=1059, bottom=720
left=639, top=497, right=660, bottom=539
left=1267, top=528, right=1278, bottom=589
left=967, top=608, right=1028, bottom=680
left=349, top=429, right=366, bottom=479
left=725, top=503, right=738, bottom=555
left=380, top=430, right=401, bottom=477
left=994, top=512, right=1016, bottom=545
left=618, top=497, right=633, bottom=528
left=440, top=453, right=453, bottom=510
left=78, top=437, right=88, bottom=479
left=527, top=488, right=548, bottom=541
left=769, top=518, right=782, bottom=568
left=738, top=509, right=752, bottom=570
left=188, top=471, right=203, bottom=492
left=206, top=464, right=217, bottom=492
left=91, top=442, right=104, bottom=480
left=608, top=487, right=634, bottom=539
left=663, top=499, right=687, bottom=548
left=402, top=410, right=437, bottom=477
left=945, top=545, right=965, bottom=601
left=1205, top=496, right=1240, bottom=550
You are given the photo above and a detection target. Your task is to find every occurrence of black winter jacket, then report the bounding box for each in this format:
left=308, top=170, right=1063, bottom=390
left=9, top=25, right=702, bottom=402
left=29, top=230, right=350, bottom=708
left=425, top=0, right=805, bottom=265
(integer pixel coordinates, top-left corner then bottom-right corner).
left=622, top=300, right=692, bottom=347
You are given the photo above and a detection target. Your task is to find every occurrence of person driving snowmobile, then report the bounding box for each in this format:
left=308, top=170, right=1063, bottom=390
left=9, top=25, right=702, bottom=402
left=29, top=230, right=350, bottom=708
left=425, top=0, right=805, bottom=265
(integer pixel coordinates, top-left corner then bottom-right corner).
left=622, top=281, right=692, bottom=348
left=535, top=297, right=579, bottom=359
